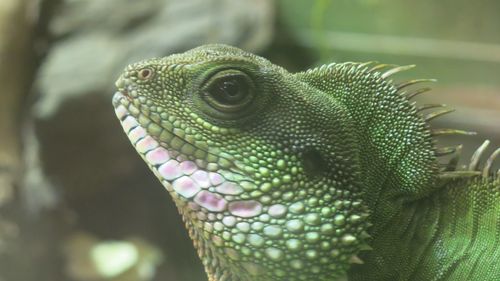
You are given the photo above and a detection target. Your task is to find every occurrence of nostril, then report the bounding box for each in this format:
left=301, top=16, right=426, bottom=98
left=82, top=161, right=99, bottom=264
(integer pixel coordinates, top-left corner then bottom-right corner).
left=122, top=89, right=132, bottom=101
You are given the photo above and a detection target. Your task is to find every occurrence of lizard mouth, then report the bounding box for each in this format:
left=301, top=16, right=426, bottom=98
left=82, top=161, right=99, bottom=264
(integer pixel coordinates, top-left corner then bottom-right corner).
left=112, top=91, right=264, bottom=216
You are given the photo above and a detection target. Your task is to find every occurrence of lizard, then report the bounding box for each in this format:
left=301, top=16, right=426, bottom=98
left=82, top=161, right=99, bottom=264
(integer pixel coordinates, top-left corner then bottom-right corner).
left=112, top=44, right=500, bottom=281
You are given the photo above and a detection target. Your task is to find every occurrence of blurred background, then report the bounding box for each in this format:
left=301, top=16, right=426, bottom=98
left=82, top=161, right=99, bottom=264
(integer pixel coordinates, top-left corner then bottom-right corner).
left=0, top=0, right=498, bottom=280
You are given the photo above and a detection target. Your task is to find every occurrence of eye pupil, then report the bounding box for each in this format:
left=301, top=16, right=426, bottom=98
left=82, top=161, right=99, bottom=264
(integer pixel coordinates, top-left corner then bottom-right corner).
left=139, top=68, right=153, bottom=80
left=216, top=79, right=244, bottom=101
left=209, top=75, right=249, bottom=106
left=221, top=81, right=239, bottom=96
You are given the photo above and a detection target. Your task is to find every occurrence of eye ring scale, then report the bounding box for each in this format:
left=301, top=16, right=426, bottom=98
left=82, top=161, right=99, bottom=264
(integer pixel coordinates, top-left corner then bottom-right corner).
left=138, top=68, right=154, bottom=80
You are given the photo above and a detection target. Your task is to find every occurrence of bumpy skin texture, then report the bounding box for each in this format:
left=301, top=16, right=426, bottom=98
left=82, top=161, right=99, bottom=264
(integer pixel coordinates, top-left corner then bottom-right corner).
left=112, top=44, right=500, bottom=281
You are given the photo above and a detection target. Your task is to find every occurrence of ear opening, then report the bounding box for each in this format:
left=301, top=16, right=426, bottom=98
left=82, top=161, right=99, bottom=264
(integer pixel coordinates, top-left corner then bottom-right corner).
left=302, top=147, right=328, bottom=177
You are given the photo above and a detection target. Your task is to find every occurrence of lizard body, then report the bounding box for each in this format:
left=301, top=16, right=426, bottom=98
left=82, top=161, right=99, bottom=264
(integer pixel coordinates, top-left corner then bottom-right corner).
left=112, top=44, right=500, bottom=281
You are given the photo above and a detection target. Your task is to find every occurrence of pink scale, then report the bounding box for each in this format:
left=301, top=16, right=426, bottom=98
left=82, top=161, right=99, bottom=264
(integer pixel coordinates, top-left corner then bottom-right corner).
left=191, top=170, right=211, bottom=188
left=146, top=147, right=170, bottom=165
left=122, top=116, right=139, bottom=132
left=136, top=136, right=159, bottom=153
left=215, top=182, right=243, bottom=195
left=114, top=105, right=128, bottom=119
left=209, top=172, right=224, bottom=185
left=228, top=200, right=263, bottom=218
left=179, top=161, right=197, bottom=175
left=172, top=176, right=201, bottom=198
left=158, top=160, right=183, bottom=180
left=194, top=191, right=227, bottom=212
left=128, top=126, right=147, bottom=144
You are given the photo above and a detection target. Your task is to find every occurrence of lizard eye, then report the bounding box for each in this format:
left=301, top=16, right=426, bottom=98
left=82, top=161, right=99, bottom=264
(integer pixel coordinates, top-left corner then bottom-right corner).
left=203, top=70, right=255, bottom=113
left=138, top=68, right=154, bottom=80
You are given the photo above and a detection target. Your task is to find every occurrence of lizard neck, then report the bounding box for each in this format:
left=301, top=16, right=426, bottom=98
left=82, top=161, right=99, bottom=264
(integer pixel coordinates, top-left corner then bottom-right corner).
left=350, top=177, right=500, bottom=280
left=296, top=63, right=439, bottom=230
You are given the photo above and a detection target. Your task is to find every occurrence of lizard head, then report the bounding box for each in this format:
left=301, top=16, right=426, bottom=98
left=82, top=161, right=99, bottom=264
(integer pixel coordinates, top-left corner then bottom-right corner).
left=113, top=44, right=370, bottom=281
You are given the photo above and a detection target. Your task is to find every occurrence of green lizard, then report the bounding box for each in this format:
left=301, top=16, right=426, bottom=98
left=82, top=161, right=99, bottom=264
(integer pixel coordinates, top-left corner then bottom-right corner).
left=112, top=44, right=500, bottom=281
